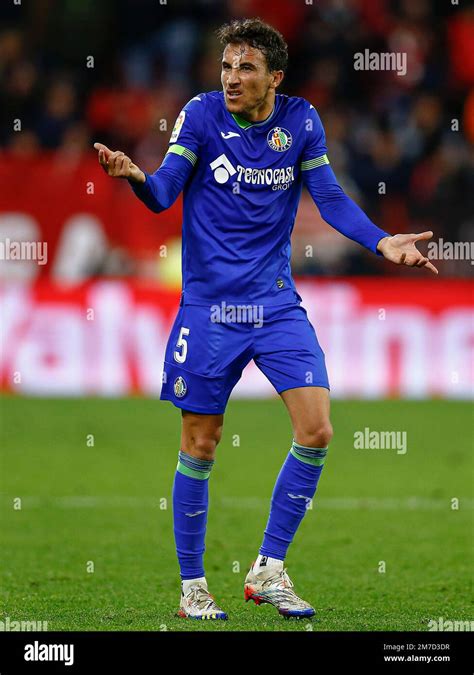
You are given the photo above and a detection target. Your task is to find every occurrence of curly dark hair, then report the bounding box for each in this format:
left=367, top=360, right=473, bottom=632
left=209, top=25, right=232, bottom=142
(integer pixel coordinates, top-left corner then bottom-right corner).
left=216, top=18, right=288, bottom=73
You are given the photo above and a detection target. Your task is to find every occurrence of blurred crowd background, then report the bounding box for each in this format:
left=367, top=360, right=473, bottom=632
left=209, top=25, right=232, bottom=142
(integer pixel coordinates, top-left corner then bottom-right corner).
left=1, top=0, right=473, bottom=280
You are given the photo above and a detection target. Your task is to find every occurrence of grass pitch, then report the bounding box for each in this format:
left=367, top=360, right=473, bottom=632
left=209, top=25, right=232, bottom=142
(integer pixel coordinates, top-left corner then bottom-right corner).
left=0, top=396, right=472, bottom=631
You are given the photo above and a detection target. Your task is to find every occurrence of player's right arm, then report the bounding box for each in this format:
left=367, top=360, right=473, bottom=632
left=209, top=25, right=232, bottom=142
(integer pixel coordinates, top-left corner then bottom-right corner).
left=93, top=96, right=204, bottom=214
left=93, top=142, right=146, bottom=182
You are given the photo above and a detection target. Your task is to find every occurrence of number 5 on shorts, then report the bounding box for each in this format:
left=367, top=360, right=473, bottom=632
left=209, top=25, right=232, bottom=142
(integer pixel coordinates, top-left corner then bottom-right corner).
left=174, top=327, right=190, bottom=363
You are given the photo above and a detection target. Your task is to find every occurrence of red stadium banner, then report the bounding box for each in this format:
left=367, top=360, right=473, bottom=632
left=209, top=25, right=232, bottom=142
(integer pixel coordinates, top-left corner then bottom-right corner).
left=0, top=279, right=472, bottom=399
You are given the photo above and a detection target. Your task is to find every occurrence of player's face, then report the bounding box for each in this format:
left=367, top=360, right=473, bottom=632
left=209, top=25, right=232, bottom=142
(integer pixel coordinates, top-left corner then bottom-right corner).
left=221, top=43, right=283, bottom=121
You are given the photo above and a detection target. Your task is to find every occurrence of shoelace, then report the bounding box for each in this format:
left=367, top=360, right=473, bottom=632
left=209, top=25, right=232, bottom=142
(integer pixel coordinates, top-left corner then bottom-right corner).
left=186, top=585, right=219, bottom=612
left=262, top=568, right=294, bottom=590
left=260, top=569, right=310, bottom=608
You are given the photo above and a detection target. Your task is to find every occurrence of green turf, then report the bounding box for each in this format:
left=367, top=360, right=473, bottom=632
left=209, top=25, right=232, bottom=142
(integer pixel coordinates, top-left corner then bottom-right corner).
left=0, top=396, right=472, bottom=631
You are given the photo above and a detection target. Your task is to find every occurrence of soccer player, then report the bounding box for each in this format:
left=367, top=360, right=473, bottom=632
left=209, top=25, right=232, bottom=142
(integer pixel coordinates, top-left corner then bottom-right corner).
left=94, top=18, right=438, bottom=620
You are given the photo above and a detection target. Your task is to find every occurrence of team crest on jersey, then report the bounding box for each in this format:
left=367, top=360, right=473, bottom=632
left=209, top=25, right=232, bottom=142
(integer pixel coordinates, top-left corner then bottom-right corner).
left=267, top=127, right=292, bottom=152
left=170, top=111, right=186, bottom=143
left=174, top=376, right=187, bottom=398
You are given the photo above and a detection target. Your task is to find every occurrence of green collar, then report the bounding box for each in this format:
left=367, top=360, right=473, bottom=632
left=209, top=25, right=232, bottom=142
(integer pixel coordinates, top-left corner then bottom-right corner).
left=231, top=105, right=275, bottom=130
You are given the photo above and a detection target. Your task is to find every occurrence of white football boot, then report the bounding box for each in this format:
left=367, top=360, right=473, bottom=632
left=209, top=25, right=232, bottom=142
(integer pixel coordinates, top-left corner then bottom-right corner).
left=244, top=561, right=315, bottom=619
left=177, top=581, right=228, bottom=620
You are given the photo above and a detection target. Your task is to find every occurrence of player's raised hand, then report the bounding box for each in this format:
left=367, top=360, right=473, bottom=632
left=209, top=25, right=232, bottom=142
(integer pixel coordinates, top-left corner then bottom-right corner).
left=377, top=231, right=438, bottom=274
left=93, top=142, right=146, bottom=183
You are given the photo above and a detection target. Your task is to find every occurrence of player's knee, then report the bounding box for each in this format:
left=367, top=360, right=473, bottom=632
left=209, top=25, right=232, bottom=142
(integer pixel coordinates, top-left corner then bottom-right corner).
left=295, top=422, right=333, bottom=449
left=189, top=427, right=222, bottom=460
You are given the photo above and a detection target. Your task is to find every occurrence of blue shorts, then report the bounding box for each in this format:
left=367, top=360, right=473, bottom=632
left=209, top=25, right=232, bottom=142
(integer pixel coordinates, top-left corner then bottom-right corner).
left=160, top=299, right=329, bottom=415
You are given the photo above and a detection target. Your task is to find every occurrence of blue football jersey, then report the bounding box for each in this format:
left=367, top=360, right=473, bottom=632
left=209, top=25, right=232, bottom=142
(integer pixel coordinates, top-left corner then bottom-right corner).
left=165, top=91, right=329, bottom=305
left=131, top=91, right=388, bottom=305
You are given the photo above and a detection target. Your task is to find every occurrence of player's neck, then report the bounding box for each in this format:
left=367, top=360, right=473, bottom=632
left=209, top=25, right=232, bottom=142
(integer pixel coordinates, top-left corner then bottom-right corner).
left=239, top=96, right=275, bottom=123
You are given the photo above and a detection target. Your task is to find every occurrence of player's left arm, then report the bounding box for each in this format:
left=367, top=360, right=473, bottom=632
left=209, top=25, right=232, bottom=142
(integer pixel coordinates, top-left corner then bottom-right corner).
left=301, top=104, right=438, bottom=274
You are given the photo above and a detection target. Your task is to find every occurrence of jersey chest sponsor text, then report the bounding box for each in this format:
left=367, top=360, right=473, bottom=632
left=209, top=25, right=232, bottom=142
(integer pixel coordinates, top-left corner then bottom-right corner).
left=209, top=152, right=296, bottom=191
left=235, top=164, right=295, bottom=190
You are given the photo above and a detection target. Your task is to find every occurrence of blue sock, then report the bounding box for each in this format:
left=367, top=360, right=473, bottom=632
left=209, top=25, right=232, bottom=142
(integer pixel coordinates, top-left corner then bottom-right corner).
left=172, top=450, right=214, bottom=580
left=259, top=440, right=329, bottom=561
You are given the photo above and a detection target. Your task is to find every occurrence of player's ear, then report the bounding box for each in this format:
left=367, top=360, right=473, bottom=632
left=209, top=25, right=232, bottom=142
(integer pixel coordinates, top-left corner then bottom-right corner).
left=271, top=70, right=284, bottom=89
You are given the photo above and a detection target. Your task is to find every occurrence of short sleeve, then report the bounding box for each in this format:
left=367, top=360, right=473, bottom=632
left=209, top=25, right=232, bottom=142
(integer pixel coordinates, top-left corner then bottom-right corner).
left=166, top=94, right=205, bottom=168
left=300, top=103, right=330, bottom=172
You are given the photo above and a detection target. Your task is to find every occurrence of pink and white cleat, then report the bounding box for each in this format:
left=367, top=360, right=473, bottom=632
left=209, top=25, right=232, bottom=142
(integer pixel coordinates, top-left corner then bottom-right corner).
left=244, top=561, right=315, bottom=619
left=177, top=581, right=228, bottom=620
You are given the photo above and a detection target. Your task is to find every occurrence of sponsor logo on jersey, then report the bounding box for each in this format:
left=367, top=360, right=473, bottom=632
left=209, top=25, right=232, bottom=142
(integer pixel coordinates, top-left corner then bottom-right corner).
left=235, top=164, right=295, bottom=190
left=174, top=376, right=187, bottom=398
left=170, top=111, right=186, bottom=143
left=210, top=154, right=237, bottom=183
left=267, top=126, right=292, bottom=152
left=209, top=154, right=295, bottom=190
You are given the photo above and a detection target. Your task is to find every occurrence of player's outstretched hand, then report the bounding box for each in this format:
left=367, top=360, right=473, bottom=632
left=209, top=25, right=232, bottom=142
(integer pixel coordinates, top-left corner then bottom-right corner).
left=93, top=142, right=146, bottom=183
left=377, top=231, right=438, bottom=274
